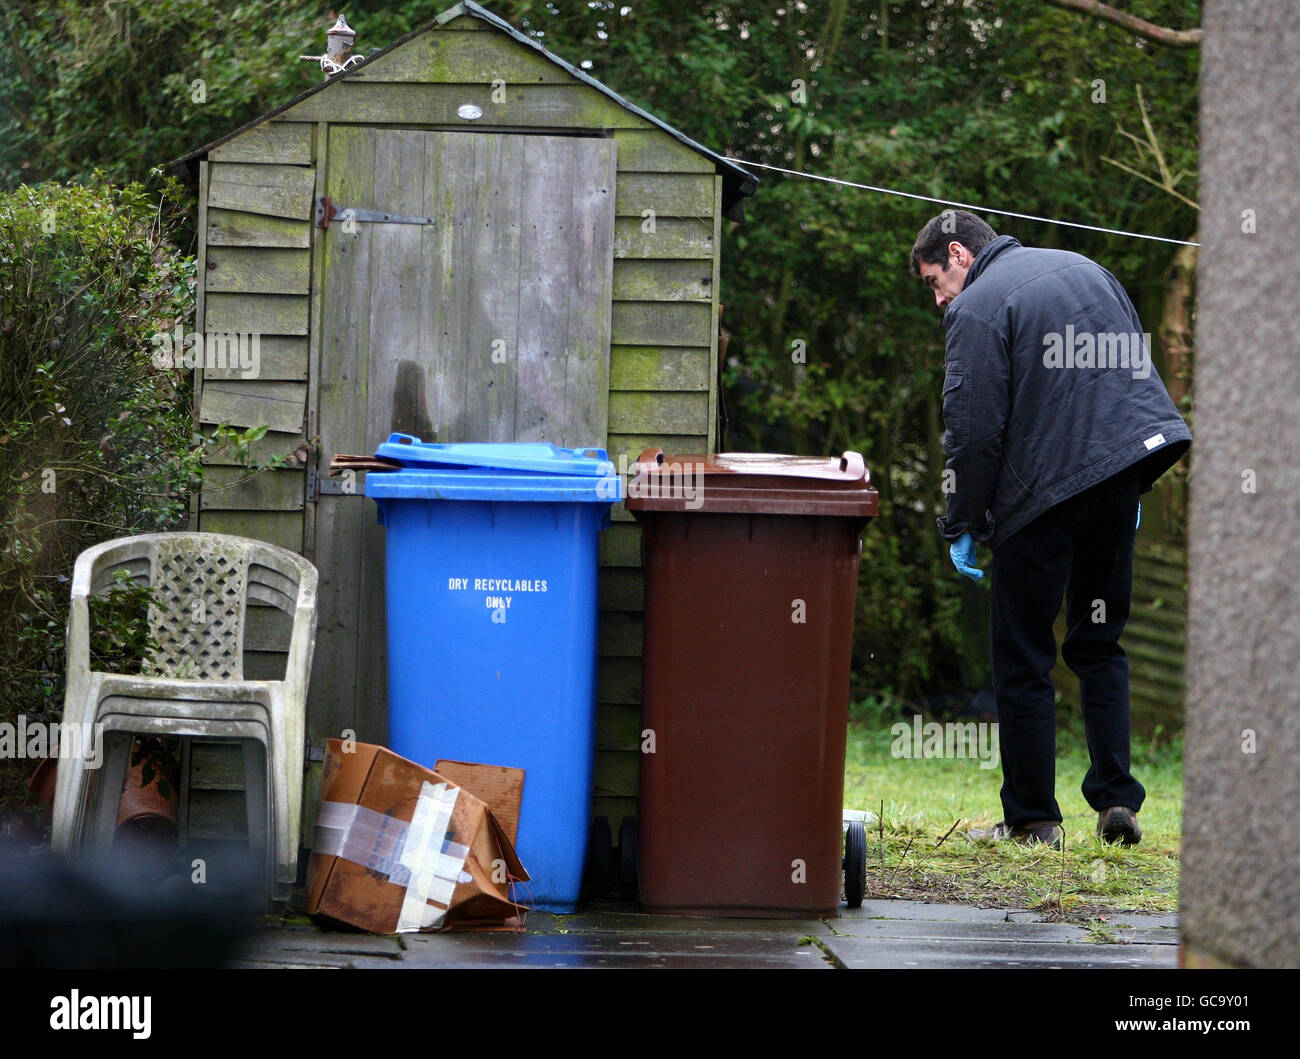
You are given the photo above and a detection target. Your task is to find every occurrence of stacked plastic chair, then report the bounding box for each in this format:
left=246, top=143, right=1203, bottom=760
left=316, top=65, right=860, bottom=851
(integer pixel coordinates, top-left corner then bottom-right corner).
left=51, top=533, right=318, bottom=901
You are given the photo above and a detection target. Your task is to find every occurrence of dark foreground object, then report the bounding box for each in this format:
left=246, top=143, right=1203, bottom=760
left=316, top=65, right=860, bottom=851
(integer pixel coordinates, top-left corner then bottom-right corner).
left=0, top=846, right=258, bottom=968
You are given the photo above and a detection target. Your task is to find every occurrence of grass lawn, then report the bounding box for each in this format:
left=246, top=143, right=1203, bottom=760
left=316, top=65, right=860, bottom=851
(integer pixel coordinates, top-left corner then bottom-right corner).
left=843, top=697, right=1182, bottom=926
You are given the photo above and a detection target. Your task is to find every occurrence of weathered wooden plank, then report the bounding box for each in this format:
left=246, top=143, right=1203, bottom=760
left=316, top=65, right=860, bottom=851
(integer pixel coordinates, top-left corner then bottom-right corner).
left=597, top=703, right=642, bottom=751
left=607, top=501, right=635, bottom=524
left=1128, top=640, right=1185, bottom=670
left=1133, top=563, right=1188, bottom=590
left=591, top=797, right=638, bottom=830
left=609, top=391, right=709, bottom=435
left=209, top=123, right=313, bottom=165
left=610, top=345, right=710, bottom=391
left=352, top=28, right=572, bottom=83
left=615, top=173, right=715, bottom=218
left=593, top=750, right=639, bottom=799
left=605, top=433, right=709, bottom=463
left=208, top=163, right=316, bottom=220
left=201, top=429, right=308, bottom=468
left=560, top=135, right=615, bottom=447
left=611, top=301, right=713, bottom=347
left=1131, top=676, right=1184, bottom=707
left=708, top=175, right=722, bottom=448
left=600, top=522, right=642, bottom=568
left=606, top=435, right=707, bottom=514
left=198, top=510, right=304, bottom=553
left=190, top=161, right=210, bottom=536
left=207, top=208, right=311, bottom=249
left=280, top=82, right=654, bottom=129
left=613, top=129, right=715, bottom=174
left=599, top=568, right=644, bottom=611
left=303, top=120, right=330, bottom=574
left=187, top=789, right=248, bottom=839
left=1131, top=604, right=1187, bottom=632
left=204, top=292, right=310, bottom=336
left=199, top=380, right=307, bottom=433
left=426, top=130, right=474, bottom=443
left=199, top=466, right=305, bottom=512
left=612, top=260, right=712, bottom=302
left=300, top=758, right=324, bottom=850
left=244, top=650, right=289, bottom=681
left=465, top=133, right=524, bottom=440
left=1126, top=623, right=1187, bottom=651
left=600, top=611, right=643, bottom=657
left=190, top=741, right=247, bottom=790
left=203, top=336, right=308, bottom=382
left=310, top=123, right=378, bottom=744
left=244, top=602, right=294, bottom=653
left=598, top=657, right=643, bottom=706
left=206, top=247, right=310, bottom=295
left=365, top=128, right=443, bottom=446
left=614, top=217, right=714, bottom=259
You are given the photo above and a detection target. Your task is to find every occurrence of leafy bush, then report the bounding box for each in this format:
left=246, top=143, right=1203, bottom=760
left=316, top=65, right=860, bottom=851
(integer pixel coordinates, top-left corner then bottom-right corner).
left=0, top=176, right=199, bottom=730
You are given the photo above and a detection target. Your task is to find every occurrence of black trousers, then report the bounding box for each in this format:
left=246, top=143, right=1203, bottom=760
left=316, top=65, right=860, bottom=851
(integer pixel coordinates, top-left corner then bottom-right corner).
left=989, top=466, right=1145, bottom=826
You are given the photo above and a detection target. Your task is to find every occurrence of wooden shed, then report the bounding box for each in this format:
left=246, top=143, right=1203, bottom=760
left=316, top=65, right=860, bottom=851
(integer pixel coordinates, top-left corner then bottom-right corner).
left=173, top=2, right=757, bottom=837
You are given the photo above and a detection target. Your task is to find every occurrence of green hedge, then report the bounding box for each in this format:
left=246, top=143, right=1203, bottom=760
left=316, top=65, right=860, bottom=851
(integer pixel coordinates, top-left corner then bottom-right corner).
left=0, top=177, right=198, bottom=731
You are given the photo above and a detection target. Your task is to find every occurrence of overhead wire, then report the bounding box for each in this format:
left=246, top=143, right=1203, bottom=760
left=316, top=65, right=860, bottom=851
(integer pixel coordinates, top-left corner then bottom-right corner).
left=721, top=157, right=1200, bottom=247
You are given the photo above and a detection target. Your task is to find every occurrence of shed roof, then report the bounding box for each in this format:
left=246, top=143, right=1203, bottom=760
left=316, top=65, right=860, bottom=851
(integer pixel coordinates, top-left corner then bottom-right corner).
left=172, top=1, right=757, bottom=217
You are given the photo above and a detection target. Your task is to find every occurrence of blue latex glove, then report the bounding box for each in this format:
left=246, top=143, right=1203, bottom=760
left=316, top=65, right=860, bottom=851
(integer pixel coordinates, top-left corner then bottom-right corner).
left=1136, top=501, right=1142, bottom=531
left=950, top=532, right=984, bottom=582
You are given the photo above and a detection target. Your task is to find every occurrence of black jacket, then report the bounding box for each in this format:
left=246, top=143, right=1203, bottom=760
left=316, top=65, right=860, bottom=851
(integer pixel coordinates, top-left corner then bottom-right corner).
left=936, top=235, right=1191, bottom=549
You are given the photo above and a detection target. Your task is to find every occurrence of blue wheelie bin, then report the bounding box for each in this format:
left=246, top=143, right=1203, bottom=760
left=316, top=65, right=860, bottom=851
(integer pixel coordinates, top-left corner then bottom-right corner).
left=364, top=433, right=621, bottom=913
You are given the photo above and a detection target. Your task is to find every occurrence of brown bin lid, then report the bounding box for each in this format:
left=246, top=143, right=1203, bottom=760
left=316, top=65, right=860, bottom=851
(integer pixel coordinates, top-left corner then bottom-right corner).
left=624, top=448, right=880, bottom=516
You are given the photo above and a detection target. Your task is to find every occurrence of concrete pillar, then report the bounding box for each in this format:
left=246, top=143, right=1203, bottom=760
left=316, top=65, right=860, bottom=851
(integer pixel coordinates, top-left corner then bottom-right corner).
left=1182, top=0, right=1300, bottom=967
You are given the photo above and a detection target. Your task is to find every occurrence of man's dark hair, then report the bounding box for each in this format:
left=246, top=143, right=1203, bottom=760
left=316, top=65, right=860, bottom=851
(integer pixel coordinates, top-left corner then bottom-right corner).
left=910, top=210, right=998, bottom=276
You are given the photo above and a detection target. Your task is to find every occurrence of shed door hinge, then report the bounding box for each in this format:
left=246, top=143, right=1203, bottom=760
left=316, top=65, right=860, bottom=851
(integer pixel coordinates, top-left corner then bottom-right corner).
left=306, top=464, right=358, bottom=500
left=315, top=195, right=435, bottom=230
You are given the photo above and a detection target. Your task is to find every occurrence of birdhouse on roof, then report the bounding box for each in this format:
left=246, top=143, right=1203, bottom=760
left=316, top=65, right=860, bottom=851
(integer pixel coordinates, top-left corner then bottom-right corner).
left=299, top=13, right=365, bottom=78
left=170, top=1, right=757, bottom=828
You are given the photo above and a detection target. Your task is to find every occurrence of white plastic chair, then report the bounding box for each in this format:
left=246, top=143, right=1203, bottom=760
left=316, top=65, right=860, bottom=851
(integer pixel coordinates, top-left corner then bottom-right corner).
left=51, top=532, right=318, bottom=901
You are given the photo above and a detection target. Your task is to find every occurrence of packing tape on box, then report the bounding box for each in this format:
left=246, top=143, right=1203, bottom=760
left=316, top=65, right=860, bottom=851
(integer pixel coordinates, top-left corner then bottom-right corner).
left=314, top=782, right=471, bottom=932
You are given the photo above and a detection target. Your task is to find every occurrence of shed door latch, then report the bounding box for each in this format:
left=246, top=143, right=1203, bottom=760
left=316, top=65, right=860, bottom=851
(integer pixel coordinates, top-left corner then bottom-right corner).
left=315, top=195, right=435, bottom=230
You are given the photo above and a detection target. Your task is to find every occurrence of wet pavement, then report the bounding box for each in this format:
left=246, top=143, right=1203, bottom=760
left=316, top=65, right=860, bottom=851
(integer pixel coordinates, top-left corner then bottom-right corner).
left=232, top=900, right=1179, bottom=969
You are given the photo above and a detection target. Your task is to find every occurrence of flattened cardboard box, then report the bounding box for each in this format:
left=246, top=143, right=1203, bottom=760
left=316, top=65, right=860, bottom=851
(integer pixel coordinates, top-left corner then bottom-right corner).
left=434, top=759, right=525, bottom=846
left=305, top=740, right=529, bottom=934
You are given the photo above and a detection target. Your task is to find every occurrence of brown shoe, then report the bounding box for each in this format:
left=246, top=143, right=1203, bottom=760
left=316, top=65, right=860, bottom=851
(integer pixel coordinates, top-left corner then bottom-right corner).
left=1098, top=806, right=1141, bottom=845
left=966, top=820, right=1062, bottom=850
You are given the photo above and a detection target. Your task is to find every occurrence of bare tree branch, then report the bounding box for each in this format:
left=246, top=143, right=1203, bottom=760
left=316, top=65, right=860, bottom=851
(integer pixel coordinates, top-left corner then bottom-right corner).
left=1101, top=85, right=1200, bottom=211
left=1044, top=0, right=1202, bottom=48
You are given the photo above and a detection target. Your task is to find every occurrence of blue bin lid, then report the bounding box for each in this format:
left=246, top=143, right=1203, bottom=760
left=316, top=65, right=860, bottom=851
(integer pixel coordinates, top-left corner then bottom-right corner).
left=375, top=433, right=615, bottom=477
left=366, top=434, right=622, bottom=503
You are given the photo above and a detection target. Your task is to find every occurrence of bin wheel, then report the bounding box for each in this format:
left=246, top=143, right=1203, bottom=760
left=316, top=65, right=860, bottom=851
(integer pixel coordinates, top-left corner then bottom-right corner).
left=586, top=816, right=614, bottom=898
left=844, top=820, right=867, bottom=909
left=618, top=816, right=638, bottom=900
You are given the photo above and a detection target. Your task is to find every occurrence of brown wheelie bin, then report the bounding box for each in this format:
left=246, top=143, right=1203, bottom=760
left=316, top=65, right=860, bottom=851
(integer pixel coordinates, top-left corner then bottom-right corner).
left=625, top=449, right=878, bottom=916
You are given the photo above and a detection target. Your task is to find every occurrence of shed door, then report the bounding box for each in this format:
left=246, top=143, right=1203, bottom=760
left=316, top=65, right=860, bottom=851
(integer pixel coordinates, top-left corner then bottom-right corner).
left=310, top=127, right=616, bottom=743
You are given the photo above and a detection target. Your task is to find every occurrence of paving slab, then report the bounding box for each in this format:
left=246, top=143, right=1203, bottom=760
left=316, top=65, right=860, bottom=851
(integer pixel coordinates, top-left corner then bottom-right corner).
left=527, top=909, right=828, bottom=936
left=821, top=934, right=1177, bottom=969
left=232, top=899, right=1180, bottom=968
left=232, top=930, right=405, bottom=968
left=843, top=900, right=1026, bottom=924
left=360, top=931, right=833, bottom=969
left=826, top=917, right=1177, bottom=946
